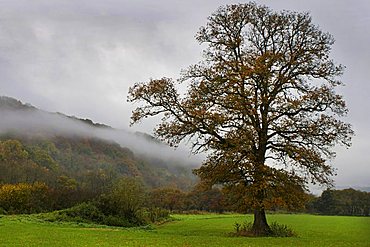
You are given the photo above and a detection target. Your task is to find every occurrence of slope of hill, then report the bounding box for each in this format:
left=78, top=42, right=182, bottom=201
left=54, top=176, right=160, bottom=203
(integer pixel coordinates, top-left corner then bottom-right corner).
left=0, top=96, right=197, bottom=192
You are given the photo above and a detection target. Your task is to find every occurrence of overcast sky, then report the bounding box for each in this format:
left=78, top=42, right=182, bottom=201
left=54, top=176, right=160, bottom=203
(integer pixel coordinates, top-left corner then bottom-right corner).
left=0, top=0, right=369, bottom=189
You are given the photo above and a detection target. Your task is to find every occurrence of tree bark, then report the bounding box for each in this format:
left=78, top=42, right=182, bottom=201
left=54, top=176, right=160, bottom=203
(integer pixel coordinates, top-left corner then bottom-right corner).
left=252, top=208, right=271, bottom=236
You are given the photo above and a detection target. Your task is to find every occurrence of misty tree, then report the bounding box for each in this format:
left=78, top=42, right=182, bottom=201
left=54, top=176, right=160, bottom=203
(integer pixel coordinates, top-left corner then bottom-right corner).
left=128, top=2, right=353, bottom=236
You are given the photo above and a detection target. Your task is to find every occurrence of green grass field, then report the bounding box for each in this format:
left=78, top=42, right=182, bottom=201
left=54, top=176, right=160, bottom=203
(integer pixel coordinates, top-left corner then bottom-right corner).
left=0, top=214, right=369, bottom=246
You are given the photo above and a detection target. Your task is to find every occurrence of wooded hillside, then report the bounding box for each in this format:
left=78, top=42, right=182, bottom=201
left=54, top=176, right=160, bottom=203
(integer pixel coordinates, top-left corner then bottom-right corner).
left=0, top=96, right=196, bottom=210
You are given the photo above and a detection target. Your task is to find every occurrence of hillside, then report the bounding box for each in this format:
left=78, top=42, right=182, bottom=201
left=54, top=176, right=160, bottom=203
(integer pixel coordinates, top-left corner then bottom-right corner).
left=0, top=96, right=197, bottom=193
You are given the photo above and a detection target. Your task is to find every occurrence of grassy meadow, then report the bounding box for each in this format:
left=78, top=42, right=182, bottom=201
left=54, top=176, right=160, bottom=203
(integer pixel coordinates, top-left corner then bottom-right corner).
left=0, top=213, right=369, bottom=247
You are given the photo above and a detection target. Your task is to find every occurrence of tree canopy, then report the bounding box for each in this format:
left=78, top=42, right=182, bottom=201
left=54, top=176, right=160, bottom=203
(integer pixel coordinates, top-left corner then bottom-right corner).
left=128, top=2, right=353, bottom=235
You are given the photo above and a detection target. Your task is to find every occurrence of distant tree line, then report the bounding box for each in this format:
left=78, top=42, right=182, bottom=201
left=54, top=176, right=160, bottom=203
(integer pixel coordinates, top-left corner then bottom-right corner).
left=147, top=187, right=370, bottom=216
left=307, top=188, right=370, bottom=216
left=1, top=178, right=369, bottom=224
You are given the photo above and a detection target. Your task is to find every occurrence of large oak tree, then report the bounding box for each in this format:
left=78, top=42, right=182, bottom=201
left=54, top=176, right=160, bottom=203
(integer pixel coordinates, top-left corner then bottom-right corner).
left=128, top=2, right=353, bottom=235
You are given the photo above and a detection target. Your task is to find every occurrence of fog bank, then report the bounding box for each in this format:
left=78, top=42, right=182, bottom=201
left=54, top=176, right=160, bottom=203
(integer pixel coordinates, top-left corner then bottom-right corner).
left=0, top=108, right=203, bottom=167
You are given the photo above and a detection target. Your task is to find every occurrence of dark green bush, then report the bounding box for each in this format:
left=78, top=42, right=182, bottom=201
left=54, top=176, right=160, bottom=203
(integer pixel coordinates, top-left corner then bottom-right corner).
left=102, top=215, right=132, bottom=227
left=42, top=202, right=105, bottom=224
left=59, top=202, right=104, bottom=223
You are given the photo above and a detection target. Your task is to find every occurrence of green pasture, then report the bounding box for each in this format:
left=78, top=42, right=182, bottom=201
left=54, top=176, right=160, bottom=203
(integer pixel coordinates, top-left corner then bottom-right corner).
left=0, top=214, right=369, bottom=246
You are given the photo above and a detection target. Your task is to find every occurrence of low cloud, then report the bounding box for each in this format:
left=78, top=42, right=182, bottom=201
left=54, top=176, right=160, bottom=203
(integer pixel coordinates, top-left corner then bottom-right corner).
left=0, top=107, right=203, bottom=167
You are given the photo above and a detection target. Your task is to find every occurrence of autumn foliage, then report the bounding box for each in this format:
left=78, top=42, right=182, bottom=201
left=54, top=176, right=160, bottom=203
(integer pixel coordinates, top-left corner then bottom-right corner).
left=0, top=182, right=50, bottom=214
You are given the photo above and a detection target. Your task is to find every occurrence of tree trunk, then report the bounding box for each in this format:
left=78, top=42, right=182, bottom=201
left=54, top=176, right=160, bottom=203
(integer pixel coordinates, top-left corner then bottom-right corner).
left=252, top=208, right=271, bottom=236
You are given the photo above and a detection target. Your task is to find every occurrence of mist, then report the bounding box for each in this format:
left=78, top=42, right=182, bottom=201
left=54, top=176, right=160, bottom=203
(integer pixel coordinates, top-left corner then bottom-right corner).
left=0, top=107, right=203, bottom=167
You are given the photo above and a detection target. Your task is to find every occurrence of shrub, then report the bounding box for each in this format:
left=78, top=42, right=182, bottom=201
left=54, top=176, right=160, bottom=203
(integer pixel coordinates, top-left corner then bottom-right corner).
left=0, top=182, right=50, bottom=214
left=41, top=202, right=105, bottom=224
left=269, top=221, right=296, bottom=237
left=40, top=202, right=170, bottom=227
left=59, top=202, right=104, bottom=223
left=102, top=215, right=132, bottom=227
left=144, top=207, right=170, bottom=223
left=96, top=177, right=148, bottom=225
left=233, top=221, right=254, bottom=236
left=114, top=177, right=146, bottom=218
left=232, top=221, right=296, bottom=237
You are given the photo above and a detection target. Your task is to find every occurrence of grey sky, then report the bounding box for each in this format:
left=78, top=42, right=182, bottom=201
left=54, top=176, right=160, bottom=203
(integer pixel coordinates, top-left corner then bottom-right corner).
left=0, top=0, right=369, bottom=189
